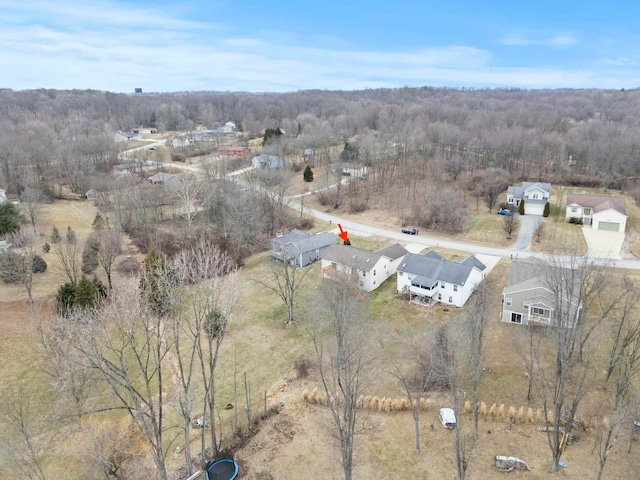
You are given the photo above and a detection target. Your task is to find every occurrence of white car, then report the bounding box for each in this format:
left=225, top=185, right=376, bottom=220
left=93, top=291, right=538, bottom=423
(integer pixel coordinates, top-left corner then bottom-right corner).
left=439, top=407, right=456, bottom=429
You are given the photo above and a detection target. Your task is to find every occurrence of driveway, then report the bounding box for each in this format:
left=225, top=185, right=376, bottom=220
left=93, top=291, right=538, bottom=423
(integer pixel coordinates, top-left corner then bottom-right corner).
left=581, top=227, right=624, bottom=260
left=510, top=215, right=542, bottom=250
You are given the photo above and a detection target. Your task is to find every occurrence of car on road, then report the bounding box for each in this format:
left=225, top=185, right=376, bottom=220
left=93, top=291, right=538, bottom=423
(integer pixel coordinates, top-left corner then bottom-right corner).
left=402, top=228, right=418, bottom=235
left=149, top=146, right=157, bottom=150
left=498, top=208, right=512, bottom=215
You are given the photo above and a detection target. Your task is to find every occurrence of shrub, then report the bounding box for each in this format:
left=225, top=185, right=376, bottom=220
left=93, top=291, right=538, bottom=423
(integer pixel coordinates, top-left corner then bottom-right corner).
left=293, top=355, right=313, bottom=379
left=303, top=165, right=314, bottom=182
left=56, top=282, right=75, bottom=316
left=50, top=226, right=61, bottom=243
left=204, top=310, right=226, bottom=337
left=116, top=256, right=140, bottom=275
left=32, top=255, right=47, bottom=273
left=543, top=202, right=550, bottom=217
left=518, top=200, right=525, bottom=215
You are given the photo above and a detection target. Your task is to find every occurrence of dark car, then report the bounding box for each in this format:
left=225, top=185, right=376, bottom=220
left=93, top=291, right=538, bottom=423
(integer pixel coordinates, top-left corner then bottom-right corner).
left=498, top=208, right=512, bottom=215
left=402, top=228, right=418, bottom=235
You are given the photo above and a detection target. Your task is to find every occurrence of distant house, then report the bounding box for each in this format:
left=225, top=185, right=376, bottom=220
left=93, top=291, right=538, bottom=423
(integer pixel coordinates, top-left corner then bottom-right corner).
left=502, top=260, right=581, bottom=326
left=132, top=127, right=158, bottom=134
left=0, top=189, right=6, bottom=203
left=565, top=194, right=627, bottom=232
left=171, top=135, right=193, bottom=148
left=251, top=154, right=286, bottom=169
left=271, top=229, right=337, bottom=267
left=217, top=146, right=249, bottom=156
left=320, top=243, right=408, bottom=292
left=506, top=182, right=551, bottom=215
left=304, top=149, right=315, bottom=157
left=0, top=240, right=10, bottom=255
left=85, top=189, right=97, bottom=200
left=147, top=172, right=195, bottom=189
left=396, top=251, right=486, bottom=307
left=114, top=131, right=142, bottom=143
left=331, top=163, right=368, bottom=178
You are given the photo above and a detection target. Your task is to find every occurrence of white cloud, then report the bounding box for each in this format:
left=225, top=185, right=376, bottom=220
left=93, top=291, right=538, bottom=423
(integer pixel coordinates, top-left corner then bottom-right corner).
left=501, top=33, right=578, bottom=47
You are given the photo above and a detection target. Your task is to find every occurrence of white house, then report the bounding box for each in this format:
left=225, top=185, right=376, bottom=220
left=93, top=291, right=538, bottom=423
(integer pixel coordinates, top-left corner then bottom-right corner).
left=251, top=154, right=286, bottom=169
left=396, top=251, right=486, bottom=307
left=320, top=243, right=407, bottom=293
left=114, top=131, right=142, bottom=143
left=565, top=194, right=627, bottom=232
left=506, top=182, right=551, bottom=215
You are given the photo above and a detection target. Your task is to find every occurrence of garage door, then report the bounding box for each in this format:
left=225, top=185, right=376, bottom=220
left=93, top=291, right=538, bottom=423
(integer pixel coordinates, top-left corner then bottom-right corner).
left=525, top=204, right=544, bottom=215
left=598, top=221, right=620, bottom=231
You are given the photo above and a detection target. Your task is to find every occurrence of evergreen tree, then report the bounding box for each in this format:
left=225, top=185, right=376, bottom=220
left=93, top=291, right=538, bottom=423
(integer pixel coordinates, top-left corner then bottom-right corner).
left=519, top=199, right=525, bottom=215
left=543, top=202, right=550, bottom=217
left=56, top=282, right=76, bottom=316
left=73, top=275, right=99, bottom=309
left=340, top=142, right=360, bottom=162
left=262, top=127, right=283, bottom=146
left=92, top=213, right=106, bottom=230
left=66, top=226, right=76, bottom=244
left=303, top=165, right=314, bottom=182
left=0, top=202, right=23, bottom=236
left=51, top=226, right=61, bottom=243
left=82, top=239, right=100, bottom=274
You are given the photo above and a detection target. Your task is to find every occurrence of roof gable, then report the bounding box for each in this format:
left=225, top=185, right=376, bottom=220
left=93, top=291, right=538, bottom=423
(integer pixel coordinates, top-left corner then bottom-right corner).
left=375, top=243, right=408, bottom=260
left=321, top=244, right=384, bottom=272
left=566, top=194, right=626, bottom=215
left=398, top=251, right=483, bottom=286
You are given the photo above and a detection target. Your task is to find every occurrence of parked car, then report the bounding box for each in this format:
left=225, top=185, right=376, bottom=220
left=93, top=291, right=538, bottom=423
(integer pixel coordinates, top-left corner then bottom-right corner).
left=402, top=228, right=418, bottom=235
left=439, top=407, right=456, bottom=429
left=498, top=208, right=512, bottom=215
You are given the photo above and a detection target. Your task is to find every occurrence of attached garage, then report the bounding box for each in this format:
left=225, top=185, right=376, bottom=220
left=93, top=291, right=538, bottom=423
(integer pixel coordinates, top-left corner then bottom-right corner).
left=598, top=221, right=620, bottom=232
left=524, top=203, right=545, bottom=215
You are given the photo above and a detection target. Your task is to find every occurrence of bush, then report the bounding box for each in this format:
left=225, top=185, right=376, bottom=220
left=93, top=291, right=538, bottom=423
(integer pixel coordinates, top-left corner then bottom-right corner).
left=32, top=255, right=47, bottom=273
left=116, top=256, right=140, bottom=275
left=56, top=282, right=75, bottom=316
left=0, top=252, right=24, bottom=283
left=543, top=202, right=550, bottom=217
left=293, top=355, right=313, bottom=379
left=303, top=165, right=314, bottom=182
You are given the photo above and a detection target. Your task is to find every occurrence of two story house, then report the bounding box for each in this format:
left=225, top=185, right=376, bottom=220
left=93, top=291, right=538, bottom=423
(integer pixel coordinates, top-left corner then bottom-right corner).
left=396, top=251, right=486, bottom=307
left=565, top=194, right=627, bottom=232
left=502, top=260, right=581, bottom=326
left=320, top=243, right=407, bottom=292
left=506, top=182, right=551, bottom=215
left=271, top=229, right=337, bottom=267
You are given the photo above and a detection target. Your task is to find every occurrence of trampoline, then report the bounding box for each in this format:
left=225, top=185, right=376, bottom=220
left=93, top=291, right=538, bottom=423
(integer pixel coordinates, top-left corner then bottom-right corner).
left=205, top=458, right=238, bottom=480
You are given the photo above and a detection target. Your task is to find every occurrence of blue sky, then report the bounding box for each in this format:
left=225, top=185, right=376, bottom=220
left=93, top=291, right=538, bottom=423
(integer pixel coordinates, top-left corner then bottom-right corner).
left=1, top=0, right=639, bottom=92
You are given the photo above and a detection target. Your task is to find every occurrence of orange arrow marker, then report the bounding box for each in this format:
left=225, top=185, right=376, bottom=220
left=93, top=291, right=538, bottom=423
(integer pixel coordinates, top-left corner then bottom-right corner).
left=337, top=223, right=349, bottom=242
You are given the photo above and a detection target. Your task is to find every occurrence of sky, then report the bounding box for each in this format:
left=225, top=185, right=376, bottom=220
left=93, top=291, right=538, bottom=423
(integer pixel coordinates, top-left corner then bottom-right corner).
left=1, top=0, right=640, bottom=93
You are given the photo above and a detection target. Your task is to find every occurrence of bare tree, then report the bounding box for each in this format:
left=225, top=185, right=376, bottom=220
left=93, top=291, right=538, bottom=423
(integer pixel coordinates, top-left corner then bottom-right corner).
left=379, top=327, right=433, bottom=452
left=66, top=281, right=176, bottom=480
left=171, top=240, right=239, bottom=471
left=1, top=385, right=50, bottom=480
left=534, top=256, right=627, bottom=472
left=432, top=321, right=474, bottom=480
left=510, top=323, right=540, bottom=402
left=19, top=186, right=45, bottom=232
left=1, top=229, right=40, bottom=303
left=173, top=177, right=202, bottom=235
left=255, top=257, right=310, bottom=325
left=502, top=213, right=519, bottom=239
left=534, top=222, right=544, bottom=243
left=54, top=228, right=82, bottom=286
left=464, top=281, right=492, bottom=437
left=307, top=278, right=370, bottom=480
left=96, top=228, right=122, bottom=290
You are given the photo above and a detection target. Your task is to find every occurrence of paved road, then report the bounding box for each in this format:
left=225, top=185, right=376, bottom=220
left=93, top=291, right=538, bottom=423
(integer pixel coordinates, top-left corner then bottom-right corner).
left=510, top=215, right=542, bottom=250
left=163, top=161, right=640, bottom=271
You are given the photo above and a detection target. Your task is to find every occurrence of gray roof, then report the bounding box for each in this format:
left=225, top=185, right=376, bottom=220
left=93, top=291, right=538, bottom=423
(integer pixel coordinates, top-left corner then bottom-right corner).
left=321, top=244, right=383, bottom=272
left=274, top=229, right=311, bottom=245
left=397, top=252, right=485, bottom=286
left=507, top=181, right=551, bottom=199
left=376, top=243, right=408, bottom=260
left=503, top=260, right=548, bottom=293
left=460, top=256, right=487, bottom=271
left=292, top=232, right=337, bottom=253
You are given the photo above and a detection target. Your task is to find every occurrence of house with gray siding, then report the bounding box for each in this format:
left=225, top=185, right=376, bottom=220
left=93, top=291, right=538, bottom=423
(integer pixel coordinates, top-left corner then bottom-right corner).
left=271, top=229, right=337, bottom=267
left=501, top=260, right=581, bottom=326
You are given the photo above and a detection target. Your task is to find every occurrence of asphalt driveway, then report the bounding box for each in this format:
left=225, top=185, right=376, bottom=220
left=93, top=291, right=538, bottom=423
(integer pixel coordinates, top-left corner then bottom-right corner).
left=581, top=226, right=624, bottom=259
left=510, top=215, right=542, bottom=251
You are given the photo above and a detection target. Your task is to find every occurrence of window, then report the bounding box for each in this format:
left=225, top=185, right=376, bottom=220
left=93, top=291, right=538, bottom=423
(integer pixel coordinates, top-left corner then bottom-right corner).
left=533, top=307, right=545, bottom=315
left=531, top=192, right=539, bottom=199
left=399, top=272, right=403, bottom=276
left=373, top=270, right=376, bottom=276
left=571, top=207, right=578, bottom=213
left=448, top=296, right=453, bottom=303
left=584, top=208, right=591, bottom=215
left=505, top=297, right=512, bottom=306
left=511, top=313, right=522, bottom=324
left=331, top=262, right=336, bottom=269
left=523, top=301, right=529, bottom=309
left=438, top=294, right=442, bottom=300
left=363, top=272, right=366, bottom=277
left=441, top=282, right=445, bottom=289
left=453, top=285, right=458, bottom=292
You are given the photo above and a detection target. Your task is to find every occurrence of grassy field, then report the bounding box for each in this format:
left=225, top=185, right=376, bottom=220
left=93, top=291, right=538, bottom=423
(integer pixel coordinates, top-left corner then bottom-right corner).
left=2, top=183, right=640, bottom=479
